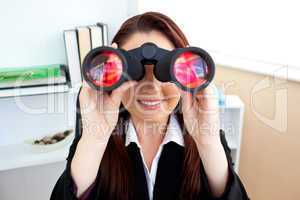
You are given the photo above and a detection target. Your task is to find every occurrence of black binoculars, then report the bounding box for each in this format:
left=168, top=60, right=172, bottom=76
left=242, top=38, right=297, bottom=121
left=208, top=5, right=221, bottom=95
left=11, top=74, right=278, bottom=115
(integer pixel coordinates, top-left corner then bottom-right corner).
left=82, top=42, right=215, bottom=93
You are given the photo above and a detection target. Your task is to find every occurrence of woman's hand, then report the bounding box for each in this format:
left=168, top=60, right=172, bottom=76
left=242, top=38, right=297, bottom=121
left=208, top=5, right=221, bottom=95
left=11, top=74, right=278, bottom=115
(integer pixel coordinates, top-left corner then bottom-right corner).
left=180, top=83, right=221, bottom=146
left=79, top=42, right=137, bottom=143
left=71, top=43, right=137, bottom=197
left=180, top=83, right=229, bottom=198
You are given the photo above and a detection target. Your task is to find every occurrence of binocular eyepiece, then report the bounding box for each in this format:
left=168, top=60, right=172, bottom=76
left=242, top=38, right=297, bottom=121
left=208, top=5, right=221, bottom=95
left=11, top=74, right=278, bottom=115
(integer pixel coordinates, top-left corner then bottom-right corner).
left=82, top=42, right=215, bottom=94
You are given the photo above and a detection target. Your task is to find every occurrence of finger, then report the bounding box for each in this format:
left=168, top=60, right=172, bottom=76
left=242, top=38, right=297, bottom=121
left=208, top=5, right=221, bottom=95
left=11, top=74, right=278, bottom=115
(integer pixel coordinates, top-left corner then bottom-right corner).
left=197, top=84, right=219, bottom=111
left=82, top=80, right=95, bottom=92
left=111, top=42, right=118, bottom=49
left=194, top=83, right=217, bottom=99
left=79, top=80, right=95, bottom=113
left=82, top=80, right=108, bottom=111
left=204, top=83, right=218, bottom=96
left=80, top=80, right=91, bottom=100
left=82, top=79, right=89, bottom=88
left=83, top=79, right=105, bottom=98
left=204, top=84, right=219, bottom=102
left=179, top=89, right=193, bottom=114
left=110, top=80, right=137, bottom=106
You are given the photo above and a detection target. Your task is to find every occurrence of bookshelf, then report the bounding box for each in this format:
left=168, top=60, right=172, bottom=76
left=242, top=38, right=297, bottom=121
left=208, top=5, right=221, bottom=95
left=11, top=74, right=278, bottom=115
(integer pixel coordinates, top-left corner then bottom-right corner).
left=0, top=88, right=78, bottom=171
left=0, top=85, right=70, bottom=98
left=0, top=20, right=109, bottom=171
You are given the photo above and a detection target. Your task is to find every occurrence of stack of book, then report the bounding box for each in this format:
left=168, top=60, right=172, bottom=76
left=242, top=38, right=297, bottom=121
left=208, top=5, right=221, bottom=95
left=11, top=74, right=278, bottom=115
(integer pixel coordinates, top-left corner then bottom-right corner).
left=63, top=22, right=108, bottom=88
left=0, top=64, right=67, bottom=90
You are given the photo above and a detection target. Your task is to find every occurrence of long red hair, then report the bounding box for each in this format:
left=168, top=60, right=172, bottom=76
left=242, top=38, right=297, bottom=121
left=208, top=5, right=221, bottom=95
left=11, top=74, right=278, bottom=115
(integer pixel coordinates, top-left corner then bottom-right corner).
left=97, top=11, right=202, bottom=200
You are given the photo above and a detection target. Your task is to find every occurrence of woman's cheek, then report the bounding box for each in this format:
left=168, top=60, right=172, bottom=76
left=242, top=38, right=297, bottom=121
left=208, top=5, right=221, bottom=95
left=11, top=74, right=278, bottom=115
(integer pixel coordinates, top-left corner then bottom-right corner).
left=121, top=89, right=135, bottom=110
left=162, top=84, right=181, bottom=111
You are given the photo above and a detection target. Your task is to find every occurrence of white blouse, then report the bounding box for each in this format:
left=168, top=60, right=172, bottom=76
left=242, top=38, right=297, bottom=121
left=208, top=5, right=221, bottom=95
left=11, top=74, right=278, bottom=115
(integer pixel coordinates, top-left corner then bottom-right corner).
left=125, top=113, right=185, bottom=200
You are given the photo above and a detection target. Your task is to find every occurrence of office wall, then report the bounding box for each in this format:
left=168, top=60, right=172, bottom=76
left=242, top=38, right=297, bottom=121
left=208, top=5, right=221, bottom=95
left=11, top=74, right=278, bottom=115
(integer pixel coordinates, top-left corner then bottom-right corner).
left=214, top=65, right=300, bottom=200
left=0, top=0, right=137, bottom=68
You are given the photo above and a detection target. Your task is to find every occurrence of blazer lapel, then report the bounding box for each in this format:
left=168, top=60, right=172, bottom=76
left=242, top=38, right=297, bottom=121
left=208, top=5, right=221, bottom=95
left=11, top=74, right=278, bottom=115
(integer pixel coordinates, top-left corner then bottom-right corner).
left=126, top=143, right=150, bottom=200
left=153, top=142, right=185, bottom=200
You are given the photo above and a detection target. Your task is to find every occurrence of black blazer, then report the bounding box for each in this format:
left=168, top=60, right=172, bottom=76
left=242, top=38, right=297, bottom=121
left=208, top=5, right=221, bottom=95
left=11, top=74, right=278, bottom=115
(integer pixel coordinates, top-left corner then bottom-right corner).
left=50, top=91, right=250, bottom=200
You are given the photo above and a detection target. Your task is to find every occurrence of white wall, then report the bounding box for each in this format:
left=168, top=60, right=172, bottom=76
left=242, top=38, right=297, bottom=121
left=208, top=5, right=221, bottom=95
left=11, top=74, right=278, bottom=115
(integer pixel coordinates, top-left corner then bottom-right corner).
left=0, top=0, right=137, bottom=68
left=138, top=0, right=300, bottom=68
left=137, top=0, right=300, bottom=82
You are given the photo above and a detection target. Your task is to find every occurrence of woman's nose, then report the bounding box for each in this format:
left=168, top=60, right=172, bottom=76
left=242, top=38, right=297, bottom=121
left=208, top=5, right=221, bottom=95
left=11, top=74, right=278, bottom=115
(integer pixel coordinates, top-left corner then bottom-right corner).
left=137, top=64, right=161, bottom=92
left=142, top=64, right=158, bottom=82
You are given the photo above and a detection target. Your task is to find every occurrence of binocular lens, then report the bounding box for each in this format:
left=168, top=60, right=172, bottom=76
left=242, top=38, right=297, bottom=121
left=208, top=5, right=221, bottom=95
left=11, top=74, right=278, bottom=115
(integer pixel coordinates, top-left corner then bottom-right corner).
left=173, top=51, right=209, bottom=89
left=86, top=51, right=123, bottom=87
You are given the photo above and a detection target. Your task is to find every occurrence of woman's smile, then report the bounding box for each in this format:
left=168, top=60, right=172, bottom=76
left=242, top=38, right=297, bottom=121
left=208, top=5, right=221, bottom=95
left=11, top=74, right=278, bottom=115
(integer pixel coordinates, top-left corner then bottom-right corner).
left=137, top=98, right=165, bottom=110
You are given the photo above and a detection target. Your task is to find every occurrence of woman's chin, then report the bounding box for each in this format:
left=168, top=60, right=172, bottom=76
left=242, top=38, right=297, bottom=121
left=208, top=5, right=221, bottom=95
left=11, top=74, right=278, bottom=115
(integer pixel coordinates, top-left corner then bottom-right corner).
left=135, top=108, right=174, bottom=122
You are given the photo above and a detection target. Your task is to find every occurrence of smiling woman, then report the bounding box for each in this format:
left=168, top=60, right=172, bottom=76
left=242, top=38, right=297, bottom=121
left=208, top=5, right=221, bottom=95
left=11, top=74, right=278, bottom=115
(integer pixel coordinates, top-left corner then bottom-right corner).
left=50, top=11, right=250, bottom=200
left=120, top=31, right=181, bottom=122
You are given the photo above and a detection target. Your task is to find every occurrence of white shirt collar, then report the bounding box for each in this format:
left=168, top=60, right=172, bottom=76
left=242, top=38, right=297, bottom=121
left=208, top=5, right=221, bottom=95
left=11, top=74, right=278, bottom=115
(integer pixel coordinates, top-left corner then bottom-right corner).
left=125, top=113, right=185, bottom=148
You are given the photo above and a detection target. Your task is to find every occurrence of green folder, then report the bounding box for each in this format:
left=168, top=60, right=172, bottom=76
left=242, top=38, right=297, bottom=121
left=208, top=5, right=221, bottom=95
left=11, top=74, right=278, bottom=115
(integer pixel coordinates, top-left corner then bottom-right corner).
left=0, top=64, right=62, bottom=83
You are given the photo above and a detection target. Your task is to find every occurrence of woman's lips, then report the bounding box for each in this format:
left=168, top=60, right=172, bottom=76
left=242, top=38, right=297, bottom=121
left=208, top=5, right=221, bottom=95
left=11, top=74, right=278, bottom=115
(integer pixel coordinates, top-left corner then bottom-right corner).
left=137, top=99, right=164, bottom=110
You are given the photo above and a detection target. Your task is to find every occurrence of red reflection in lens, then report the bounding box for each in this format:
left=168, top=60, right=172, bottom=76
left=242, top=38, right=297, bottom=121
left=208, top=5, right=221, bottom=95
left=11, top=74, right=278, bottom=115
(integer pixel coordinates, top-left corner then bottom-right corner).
left=173, top=51, right=209, bottom=89
left=87, top=51, right=123, bottom=87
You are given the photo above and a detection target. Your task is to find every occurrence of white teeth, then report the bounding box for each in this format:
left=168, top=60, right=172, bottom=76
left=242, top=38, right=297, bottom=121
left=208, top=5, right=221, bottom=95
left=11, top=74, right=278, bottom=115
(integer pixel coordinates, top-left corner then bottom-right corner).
left=139, top=100, right=161, bottom=106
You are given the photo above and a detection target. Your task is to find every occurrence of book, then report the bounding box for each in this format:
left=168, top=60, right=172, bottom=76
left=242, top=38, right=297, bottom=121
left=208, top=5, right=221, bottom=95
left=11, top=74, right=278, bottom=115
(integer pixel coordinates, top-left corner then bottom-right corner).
left=0, top=64, right=67, bottom=89
left=63, top=23, right=108, bottom=88
left=64, top=30, right=82, bottom=88
left=89, top=25, right=103, bottom=49
left=97, top=22, right=108, bottom=46
left=76, top=26, right=92, bottom=65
